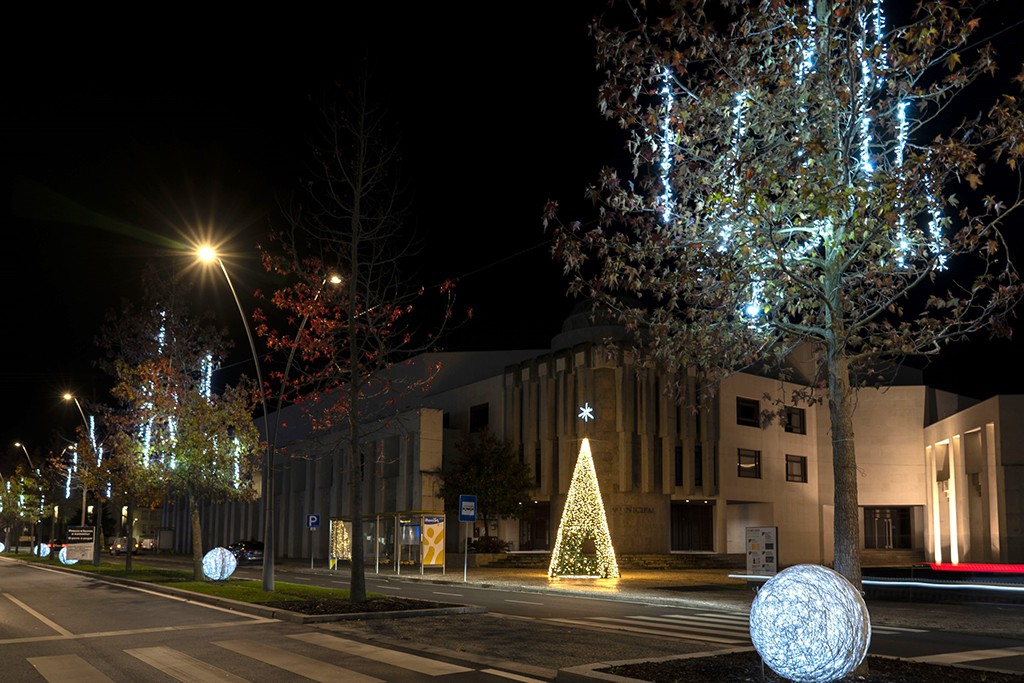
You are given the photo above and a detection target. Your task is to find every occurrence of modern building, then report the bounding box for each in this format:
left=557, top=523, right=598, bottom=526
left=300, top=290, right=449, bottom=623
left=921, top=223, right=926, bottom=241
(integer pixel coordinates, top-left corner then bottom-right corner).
left=172, top=305, right=1022, bottom=569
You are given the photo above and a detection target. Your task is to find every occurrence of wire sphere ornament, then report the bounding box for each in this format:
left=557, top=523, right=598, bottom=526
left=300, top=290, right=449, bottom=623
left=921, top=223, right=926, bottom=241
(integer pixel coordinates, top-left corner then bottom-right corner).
left=34, top=543, right=51, bottom=558
left=749, top=564, right=871, bottom=683
left=58, top=546, right=78, bottom=565
left=202, top=547, right=237, bottom=581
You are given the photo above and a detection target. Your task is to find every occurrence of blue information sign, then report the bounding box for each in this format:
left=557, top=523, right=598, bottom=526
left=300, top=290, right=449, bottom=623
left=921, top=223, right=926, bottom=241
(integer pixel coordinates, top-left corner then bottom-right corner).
left=306, top=514, right=320, bottom=529
left=458, top=495, right=477, bottom=522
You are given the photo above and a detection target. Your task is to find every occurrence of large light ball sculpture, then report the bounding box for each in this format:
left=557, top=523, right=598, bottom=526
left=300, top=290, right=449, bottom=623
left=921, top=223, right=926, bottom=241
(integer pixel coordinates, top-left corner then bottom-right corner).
left=0, top=542, right=5, bottom=552
left=749, top=564, right=871, bottom=683
left=202, top=547, right=237, bottom=581
left=34, top=543, right=51, bottom=558
left=58, top=547, right=78, bottom=565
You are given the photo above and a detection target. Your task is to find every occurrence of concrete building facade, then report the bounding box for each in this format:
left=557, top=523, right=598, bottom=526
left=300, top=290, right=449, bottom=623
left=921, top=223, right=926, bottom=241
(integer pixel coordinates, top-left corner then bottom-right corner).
left=173, top=312, right=1021, bottom=570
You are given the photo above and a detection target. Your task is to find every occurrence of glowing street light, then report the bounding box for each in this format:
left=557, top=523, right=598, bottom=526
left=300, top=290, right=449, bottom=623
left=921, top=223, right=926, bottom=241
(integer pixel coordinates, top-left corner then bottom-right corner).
left=63, top=393, right=91, bottom=526
left=14, top=441, right=43, bottom=554
left=196, top=244, right=276, bottom=591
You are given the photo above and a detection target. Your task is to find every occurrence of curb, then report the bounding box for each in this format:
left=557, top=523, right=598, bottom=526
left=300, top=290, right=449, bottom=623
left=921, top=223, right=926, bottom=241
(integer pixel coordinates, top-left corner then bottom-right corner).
left=23, top=558, right=486, bottom=624
left=555, top=646, right=755, bottom=683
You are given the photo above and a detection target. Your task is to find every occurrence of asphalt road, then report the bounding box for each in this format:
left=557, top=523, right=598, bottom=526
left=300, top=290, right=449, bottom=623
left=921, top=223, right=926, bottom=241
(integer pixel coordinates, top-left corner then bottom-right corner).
left=125, top=554, right=1024, bottom=677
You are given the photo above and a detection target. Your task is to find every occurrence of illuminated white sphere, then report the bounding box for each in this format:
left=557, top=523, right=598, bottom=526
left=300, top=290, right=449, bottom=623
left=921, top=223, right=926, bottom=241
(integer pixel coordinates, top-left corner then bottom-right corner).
left=58, top=547, right=78, bottom=565
left=0, top=542, right=5, bottom=552
left=202, top=547, right=237, bottom=581
left=34, top=543, right=51, bottom=558
left=749, top=564, right=871, bottom=683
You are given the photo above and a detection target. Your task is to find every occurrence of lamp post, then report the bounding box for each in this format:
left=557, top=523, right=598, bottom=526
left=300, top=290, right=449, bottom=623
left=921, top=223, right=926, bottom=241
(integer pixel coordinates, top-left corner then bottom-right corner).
left=271, top=274, right=341, bottom=571
left=197, top=245, right=276, bottom=591
left=64, top=393, right=101, bottom=564
left=13, top=442, right=39, bottom=554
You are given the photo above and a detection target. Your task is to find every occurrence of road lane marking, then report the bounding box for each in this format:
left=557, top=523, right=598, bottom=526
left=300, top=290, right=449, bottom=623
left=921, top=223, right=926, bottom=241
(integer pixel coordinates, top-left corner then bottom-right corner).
left=481, top=668, right=549, bottom=682
left=504, top=599, right=544, bottom=605
left=3, top=592, right=73, bottom=636
left=215, top=639, right=383, bottom=682
left=432, top=591, right=463, bottom=597
left=0, top=618, right=277, bottom=646
left=912, top=646, right=1024, bottom=665
left=291, top=632, right=472, bottom=675
left=127, top=646, right=248, bottom=682
left=28, top=654, right=114, bottom=683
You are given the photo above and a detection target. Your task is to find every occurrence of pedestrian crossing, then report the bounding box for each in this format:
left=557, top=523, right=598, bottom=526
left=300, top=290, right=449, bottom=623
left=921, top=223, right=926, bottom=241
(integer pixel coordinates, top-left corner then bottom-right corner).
left=546, top=611, right=928, bottom=646
left=26, top=633, right=543, bottom=682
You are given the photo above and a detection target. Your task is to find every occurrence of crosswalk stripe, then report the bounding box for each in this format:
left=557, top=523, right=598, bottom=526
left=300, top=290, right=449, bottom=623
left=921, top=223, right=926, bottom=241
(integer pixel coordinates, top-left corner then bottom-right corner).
left=126, top=646, right=248, bottom=682
left=546, top=618, right=746, bottom=645
left=480, top=668, right=550, bottom=682
left=215, top=639, right=383, bottom=683
left=912, top=646, right=1024, bottom=665
left=28, top=654, right=114, bottom=683
left=290, top=632, right=473, bottom=675
left=628, top=615, right=750, bottom=634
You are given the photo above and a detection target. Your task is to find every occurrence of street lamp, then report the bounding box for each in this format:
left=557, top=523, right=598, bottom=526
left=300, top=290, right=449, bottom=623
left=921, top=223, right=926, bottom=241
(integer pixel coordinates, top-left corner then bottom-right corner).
left=64, top=393, right=101, bottom=563
left=13, top=442, right=39, bottom=554
left=196, top=245, right=276, bottom=591
left=63, top=394, right=91, bottom=526
left=270, top=273, right=341, bottom=568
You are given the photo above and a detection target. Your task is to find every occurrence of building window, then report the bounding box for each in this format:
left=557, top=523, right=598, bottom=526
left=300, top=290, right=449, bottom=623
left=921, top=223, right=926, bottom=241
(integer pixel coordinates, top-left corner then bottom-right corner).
left=784, top=406, right=806, bottom=434
left=864, top=507, right=912, bottom=549
left=469, top=403, right=489, bottom=432
left=786, top=455, right=807, bottom=483
left=736, top=397, right=760, bottom=427
left=737, top=449, right=761, bottom=478
left=535, top=446, right=542, bottom=486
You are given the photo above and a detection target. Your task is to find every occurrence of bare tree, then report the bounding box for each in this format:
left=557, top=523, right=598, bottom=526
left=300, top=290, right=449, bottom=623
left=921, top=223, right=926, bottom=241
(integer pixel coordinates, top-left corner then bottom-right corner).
left=257, top=70, right=458, bottom=602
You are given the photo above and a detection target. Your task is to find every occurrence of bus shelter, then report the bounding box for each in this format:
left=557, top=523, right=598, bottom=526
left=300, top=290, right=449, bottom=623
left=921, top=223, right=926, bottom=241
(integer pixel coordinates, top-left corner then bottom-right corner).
left=330, top=511, right=445, bottom=575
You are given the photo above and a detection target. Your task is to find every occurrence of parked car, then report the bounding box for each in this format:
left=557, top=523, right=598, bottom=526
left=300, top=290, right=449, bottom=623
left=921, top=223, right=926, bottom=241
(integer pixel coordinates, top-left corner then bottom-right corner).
left=228, top=539, right=264, bottom=563
left=109, top=537, right=138, bottom=555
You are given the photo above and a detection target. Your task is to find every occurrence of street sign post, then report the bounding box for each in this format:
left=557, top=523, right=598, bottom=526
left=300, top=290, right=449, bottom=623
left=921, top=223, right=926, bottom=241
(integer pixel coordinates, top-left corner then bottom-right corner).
left=458, top=495, right=477, bottom=582
left=307, top=514, right=320, bottom=568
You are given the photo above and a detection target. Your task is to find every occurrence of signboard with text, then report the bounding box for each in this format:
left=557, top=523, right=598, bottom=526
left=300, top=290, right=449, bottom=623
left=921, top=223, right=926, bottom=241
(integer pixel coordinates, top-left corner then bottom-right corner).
left=66, top=526, right=95, bottom=561
left=745, top=526, right=778, bottom=574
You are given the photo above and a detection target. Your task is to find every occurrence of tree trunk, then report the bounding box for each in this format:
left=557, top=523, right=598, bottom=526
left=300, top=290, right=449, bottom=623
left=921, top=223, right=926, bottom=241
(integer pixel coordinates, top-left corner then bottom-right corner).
left=826, top=339, right=863, bottom=589
left=93, top=499, right=103, bottom=566
left=189, top=496, right=203, bottom=581
left=349, top=429, right=366, bottom=602
left=125, top=495, right=135, bottom=573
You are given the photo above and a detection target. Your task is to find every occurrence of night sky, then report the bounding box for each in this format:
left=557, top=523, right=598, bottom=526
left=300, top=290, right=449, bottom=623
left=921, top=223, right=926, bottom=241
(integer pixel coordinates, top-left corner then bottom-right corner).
left=2, top=4, right=1023, bottom=469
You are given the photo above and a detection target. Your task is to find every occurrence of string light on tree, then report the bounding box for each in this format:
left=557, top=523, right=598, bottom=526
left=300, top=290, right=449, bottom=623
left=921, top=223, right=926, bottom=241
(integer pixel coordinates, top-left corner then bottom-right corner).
left=548, top=438, right=619, bottom=579
left=656, top=0, right=950, bottom=325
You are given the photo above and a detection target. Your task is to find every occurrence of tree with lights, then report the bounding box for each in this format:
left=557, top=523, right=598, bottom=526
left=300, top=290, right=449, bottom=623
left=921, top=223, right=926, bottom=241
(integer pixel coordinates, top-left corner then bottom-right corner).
left=256, top=71, right=459, bottom=602
left=0, top=465, right=37, bottom=553
left=548, top=438, right=619, bottom=578
left=549, top=0, right=1023, bottom=588
left=96, top=273, right=262, bottom=580
left=436, top=430, right=534, bottom=548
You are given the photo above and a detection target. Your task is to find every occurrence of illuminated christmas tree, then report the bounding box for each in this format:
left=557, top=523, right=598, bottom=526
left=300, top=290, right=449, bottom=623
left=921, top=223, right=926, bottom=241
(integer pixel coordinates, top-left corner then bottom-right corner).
left=548, top=438, right=619, bottom=578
